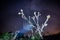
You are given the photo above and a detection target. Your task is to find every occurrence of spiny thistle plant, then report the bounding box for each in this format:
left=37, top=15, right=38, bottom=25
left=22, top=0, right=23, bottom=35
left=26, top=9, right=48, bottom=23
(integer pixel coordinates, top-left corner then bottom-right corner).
left=12, top=9, right=51, bottom=40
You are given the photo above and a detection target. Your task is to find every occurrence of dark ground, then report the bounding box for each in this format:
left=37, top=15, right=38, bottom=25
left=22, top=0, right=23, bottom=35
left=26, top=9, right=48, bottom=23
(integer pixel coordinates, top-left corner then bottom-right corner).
left=43, top=33, right=60, bottom=40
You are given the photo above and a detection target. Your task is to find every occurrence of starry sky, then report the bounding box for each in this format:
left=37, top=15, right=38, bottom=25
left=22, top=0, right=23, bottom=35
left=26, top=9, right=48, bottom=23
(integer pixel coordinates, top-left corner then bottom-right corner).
left=0, top=0, right=60, bottom=35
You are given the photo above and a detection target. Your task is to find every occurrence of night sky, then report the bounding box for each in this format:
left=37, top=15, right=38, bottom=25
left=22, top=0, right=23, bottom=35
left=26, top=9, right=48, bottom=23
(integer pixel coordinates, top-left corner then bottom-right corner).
left=0, top=0, right=60, bottom=36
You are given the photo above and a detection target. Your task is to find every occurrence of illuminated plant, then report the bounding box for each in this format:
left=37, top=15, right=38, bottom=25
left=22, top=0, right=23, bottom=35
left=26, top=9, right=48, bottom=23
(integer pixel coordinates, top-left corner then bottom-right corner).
left=12, top=9, right=50, bottom=40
